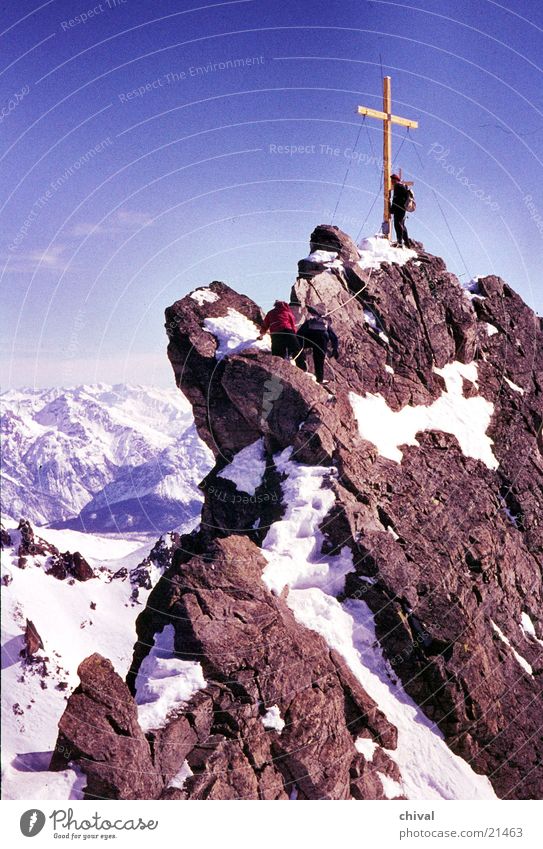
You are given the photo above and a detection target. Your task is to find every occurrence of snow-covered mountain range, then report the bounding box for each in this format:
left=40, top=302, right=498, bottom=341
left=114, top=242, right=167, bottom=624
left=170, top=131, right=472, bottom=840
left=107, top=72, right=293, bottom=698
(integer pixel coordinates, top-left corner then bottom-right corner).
left=1, top=384, right=213, bottom=533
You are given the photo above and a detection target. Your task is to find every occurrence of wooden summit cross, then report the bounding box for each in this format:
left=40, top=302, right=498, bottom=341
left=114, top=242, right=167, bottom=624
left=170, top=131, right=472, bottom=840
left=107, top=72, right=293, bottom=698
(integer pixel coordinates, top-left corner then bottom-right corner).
left=358, top=76, right=418, bottom=237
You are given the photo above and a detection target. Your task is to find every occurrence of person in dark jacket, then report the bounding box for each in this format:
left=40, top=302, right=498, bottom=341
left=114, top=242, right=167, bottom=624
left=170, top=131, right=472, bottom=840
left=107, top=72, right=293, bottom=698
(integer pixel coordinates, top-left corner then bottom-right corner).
left=390, top=173, right=412, bottom=248
left=259, top=300, right=304, bottom=364
left=297, top=304, right=339, bottom=384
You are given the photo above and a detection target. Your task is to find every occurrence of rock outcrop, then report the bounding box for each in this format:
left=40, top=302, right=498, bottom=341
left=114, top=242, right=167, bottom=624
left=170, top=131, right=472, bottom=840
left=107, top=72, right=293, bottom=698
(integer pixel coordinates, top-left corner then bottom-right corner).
left=51, top=654, right=162, bottom=800
left=14, top=519, right=95, bottom=581
left=23, top=619, right=44, bottom=657
left=54, top=227, right=543, bottom=800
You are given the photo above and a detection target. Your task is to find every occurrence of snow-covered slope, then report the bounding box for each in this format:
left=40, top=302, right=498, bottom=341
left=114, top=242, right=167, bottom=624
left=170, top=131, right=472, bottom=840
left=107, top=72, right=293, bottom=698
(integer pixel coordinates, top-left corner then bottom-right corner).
left=0, top=521, right=176, bottom=799
left=1, top=384, right=213, bottom=532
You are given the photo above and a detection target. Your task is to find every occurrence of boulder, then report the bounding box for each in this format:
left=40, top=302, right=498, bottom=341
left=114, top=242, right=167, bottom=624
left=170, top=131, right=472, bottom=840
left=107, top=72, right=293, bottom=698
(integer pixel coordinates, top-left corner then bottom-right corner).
left=23, top=619, right=44, bottom=657
left=309, top=224, right=361, bottom=261
left=50, top=654, right=162, bottom=800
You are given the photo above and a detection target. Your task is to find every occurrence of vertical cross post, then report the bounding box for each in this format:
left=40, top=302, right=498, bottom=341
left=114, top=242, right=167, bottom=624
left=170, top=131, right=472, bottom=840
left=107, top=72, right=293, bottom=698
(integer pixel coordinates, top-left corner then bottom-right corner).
left=383, top=76, right=392, bottom=226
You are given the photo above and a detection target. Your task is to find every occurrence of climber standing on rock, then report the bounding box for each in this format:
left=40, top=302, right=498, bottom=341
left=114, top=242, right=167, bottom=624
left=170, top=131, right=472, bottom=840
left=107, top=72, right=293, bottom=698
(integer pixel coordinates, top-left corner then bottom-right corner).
left=390, top=173, right=412, bottom=248
left=297, top=304, right=339, bottom=385
left=258, top=300, right=305, bottom=366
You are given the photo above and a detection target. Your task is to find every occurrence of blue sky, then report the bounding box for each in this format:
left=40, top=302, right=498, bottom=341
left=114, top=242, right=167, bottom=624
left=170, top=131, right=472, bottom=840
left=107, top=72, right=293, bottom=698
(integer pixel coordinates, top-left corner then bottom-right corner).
left=1, top=0, right=542, bottom=388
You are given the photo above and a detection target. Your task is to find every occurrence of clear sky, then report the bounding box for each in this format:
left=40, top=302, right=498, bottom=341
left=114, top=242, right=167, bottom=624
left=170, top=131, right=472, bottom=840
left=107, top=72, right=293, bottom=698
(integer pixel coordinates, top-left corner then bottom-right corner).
left=1, top=0, right=542, bottom=389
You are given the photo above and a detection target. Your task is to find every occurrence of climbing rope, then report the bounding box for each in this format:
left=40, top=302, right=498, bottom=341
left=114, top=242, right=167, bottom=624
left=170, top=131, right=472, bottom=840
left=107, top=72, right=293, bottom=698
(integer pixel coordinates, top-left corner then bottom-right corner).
left=323, top=278, right=369, bottom=318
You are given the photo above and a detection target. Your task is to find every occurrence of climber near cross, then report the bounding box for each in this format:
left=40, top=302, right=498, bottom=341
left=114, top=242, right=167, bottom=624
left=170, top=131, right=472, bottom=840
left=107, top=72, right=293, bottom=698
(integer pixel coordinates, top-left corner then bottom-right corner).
left=358, top=76, right=418, bottom=238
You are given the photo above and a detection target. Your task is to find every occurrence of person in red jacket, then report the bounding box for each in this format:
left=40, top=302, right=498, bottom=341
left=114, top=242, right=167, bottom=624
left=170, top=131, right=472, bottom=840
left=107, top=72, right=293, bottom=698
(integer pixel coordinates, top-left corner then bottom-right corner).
left=259, top=300, right=304, bottom=364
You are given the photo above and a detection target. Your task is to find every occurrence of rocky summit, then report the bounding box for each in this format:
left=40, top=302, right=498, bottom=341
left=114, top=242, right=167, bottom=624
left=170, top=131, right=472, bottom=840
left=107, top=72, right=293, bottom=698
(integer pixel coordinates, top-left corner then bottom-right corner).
left=52, top=227, right=543, bottom=800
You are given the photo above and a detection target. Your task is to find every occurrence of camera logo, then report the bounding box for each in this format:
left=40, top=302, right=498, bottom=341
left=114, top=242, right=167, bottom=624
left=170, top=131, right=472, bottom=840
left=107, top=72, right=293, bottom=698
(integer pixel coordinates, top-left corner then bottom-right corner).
left=20, top=809, right=46, bottom=837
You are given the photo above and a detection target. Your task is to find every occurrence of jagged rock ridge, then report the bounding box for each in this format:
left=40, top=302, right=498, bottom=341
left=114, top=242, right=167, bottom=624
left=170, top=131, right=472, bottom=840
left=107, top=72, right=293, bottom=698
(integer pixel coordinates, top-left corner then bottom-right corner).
left=53, top=228, right=543, bottom=800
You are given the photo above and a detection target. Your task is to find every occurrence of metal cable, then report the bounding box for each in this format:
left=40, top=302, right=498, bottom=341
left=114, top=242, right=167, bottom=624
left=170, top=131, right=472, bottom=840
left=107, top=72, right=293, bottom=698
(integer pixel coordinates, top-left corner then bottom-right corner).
left=407, top=128, right=472, bottom=277
left=330, top=120, right=364, bottom=224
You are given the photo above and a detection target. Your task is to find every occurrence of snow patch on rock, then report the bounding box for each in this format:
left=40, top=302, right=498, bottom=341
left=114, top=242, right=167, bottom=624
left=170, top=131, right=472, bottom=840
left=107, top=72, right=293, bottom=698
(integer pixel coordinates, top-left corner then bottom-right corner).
left=168, top=760, right=193, bottom=790
left=190, top=288, right=219, bottom=305
left=217, top=438, right=266, bottom=495
left=358, top=236, right=417, bottom=270
left=503, top=377, right=524, bottom=395
left=261, top=704, right=285, bottom=732
left=520, top=613, right=543, bottom=647
left=350, top=361, right=498, bottom=470
left=305, top=249, right=343, bottom=267
left=203, top=309, right=270, bottom=360
left=135, top=625, right=207, bottom=732
left=377, top=770, right=404, bottom=799
left=491, top=621, right=533, bottom=676
left=355, top=736, right=379, bottom=761
left=262, top=449, right=352, bottom=597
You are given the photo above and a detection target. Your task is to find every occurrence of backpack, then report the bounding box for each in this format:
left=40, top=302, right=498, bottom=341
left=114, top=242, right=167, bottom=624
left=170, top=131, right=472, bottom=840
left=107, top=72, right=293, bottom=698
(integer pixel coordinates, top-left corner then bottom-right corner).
left=405, top=187, right=416, bottom=213
left=304, top=315, right=328, bottom=333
